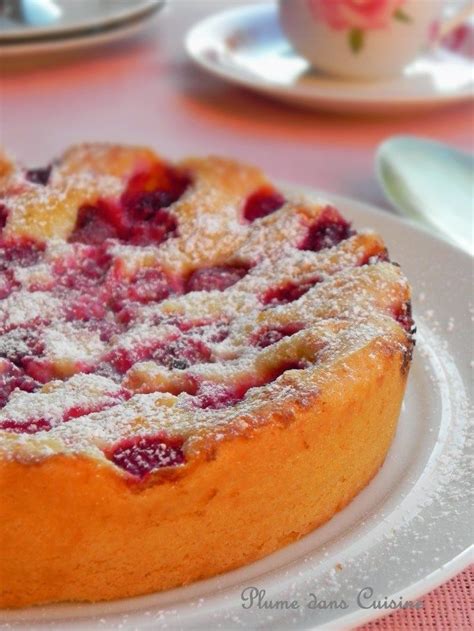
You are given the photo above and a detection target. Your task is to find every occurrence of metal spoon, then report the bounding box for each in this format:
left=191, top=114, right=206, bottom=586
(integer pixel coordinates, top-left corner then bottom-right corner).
left=0, top=0, right=61, bottom=29
left=377, top=136, right=473, bottom=255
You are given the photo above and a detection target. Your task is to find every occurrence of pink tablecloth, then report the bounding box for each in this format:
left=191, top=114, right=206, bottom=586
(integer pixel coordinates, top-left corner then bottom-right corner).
left=357, top=565, right=473, bottom=630
left=1, top=1, right=472, bottom=628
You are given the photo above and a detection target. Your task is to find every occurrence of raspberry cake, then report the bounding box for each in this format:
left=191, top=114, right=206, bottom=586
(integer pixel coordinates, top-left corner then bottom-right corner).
left=0, top=144, right=415, bottom=608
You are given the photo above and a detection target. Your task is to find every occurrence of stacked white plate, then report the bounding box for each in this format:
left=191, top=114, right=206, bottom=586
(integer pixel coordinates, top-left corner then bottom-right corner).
left=0, top=0, right=165, bottom=57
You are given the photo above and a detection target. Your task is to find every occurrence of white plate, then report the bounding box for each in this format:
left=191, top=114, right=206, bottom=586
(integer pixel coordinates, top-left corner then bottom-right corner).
left=0, top=188, right=472, bottom=629
left=186, top=3, right=474, bottom=114
left=0, top=7, right=162, bottom=58
left=0, top=0, right=164, bottom=42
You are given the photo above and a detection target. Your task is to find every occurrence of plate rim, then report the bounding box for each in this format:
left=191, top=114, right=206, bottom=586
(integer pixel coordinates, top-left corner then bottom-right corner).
left=185, top=2, right=474, bottom=109
left=287, top=185, right=474, bottom=630
left=0, top=0, right=165, bottom=42
left=0, top=9, right=160, bottom=58
left=0, top=187, right=472, bottom=629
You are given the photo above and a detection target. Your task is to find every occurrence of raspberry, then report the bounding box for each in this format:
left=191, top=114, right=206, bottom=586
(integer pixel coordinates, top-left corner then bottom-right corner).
left=0, top=418, right=51, bottom=434
left=394, top=301, right=415, bottom=333
left=25, top=165, right=52, bottom=186
left=252, top=323, right=304, bottom=348
left=243, top=187, right=285, bottom=222
left=186, top=266, right=248, bottom=292
left=300, top=206, right=354, bottom=252
left=0, top=239, right=45, bottom=271
left=107, top=434, right=185, bottom=477
left=262, top=279, right=320, bottom=305
left=152, top=337, right=211, bottom=370
left=0, top=361, right=40, bottom=408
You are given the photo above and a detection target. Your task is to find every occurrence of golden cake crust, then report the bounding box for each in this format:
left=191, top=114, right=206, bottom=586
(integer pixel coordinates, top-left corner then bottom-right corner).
left=0, top=144, right=414, bottom=608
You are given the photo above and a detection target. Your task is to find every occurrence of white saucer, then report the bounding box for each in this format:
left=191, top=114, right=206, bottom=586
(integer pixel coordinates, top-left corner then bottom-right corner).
left=0, top=3, right=164, bottom=59
left=186, top=3, right=474, bottom=114
left=0, top=190, right=472, bottom=630
left=0, top=0, right=164, bottom=42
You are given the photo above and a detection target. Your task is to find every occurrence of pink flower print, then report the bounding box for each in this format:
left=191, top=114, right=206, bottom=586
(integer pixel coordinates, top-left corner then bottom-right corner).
left=308, top=0, right=408, bottom=30
left=307, top=0, right=411, bottom=53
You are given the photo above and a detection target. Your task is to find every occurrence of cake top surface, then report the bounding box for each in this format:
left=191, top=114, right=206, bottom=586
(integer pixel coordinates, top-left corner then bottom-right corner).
left=0, top=143, right=413, bottom=479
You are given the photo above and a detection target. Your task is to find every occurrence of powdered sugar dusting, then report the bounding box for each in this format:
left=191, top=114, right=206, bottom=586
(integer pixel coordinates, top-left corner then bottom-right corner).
left=0, top=291, right=61, bottom=328
left=0, top=145, right=413, bottom=477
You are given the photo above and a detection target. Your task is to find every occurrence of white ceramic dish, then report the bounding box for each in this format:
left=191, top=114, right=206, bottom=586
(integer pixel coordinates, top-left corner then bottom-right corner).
left=0, top=0, right=164, bottom=41
left=0, top=187, right=472, bottom=629
left=0, top=8, right=162, bottom=58
left=186, top=3, right=474, bottom=114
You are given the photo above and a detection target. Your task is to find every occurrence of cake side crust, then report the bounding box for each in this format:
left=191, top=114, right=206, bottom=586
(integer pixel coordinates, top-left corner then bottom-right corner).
left=0, top=333, right=409, bottom=608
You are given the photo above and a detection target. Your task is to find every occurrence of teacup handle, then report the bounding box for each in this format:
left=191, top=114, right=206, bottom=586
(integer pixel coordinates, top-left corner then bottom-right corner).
left=436, top=1, right=474, bottom=41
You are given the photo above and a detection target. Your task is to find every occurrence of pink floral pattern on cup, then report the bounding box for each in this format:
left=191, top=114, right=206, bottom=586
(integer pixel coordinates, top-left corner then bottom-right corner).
left=307, top=0, right=411, bottom=52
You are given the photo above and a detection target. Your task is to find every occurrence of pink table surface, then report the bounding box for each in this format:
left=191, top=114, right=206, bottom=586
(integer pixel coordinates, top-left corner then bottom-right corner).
left=0, top=1, right=472, bottom=628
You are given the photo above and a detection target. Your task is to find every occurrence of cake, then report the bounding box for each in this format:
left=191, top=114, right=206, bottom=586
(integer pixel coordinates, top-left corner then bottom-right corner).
left=0, top=144, right=415, bottom=608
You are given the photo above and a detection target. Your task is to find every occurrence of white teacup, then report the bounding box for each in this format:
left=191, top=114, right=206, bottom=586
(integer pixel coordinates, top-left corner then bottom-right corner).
left=279, top=0, right=473, bottom=80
